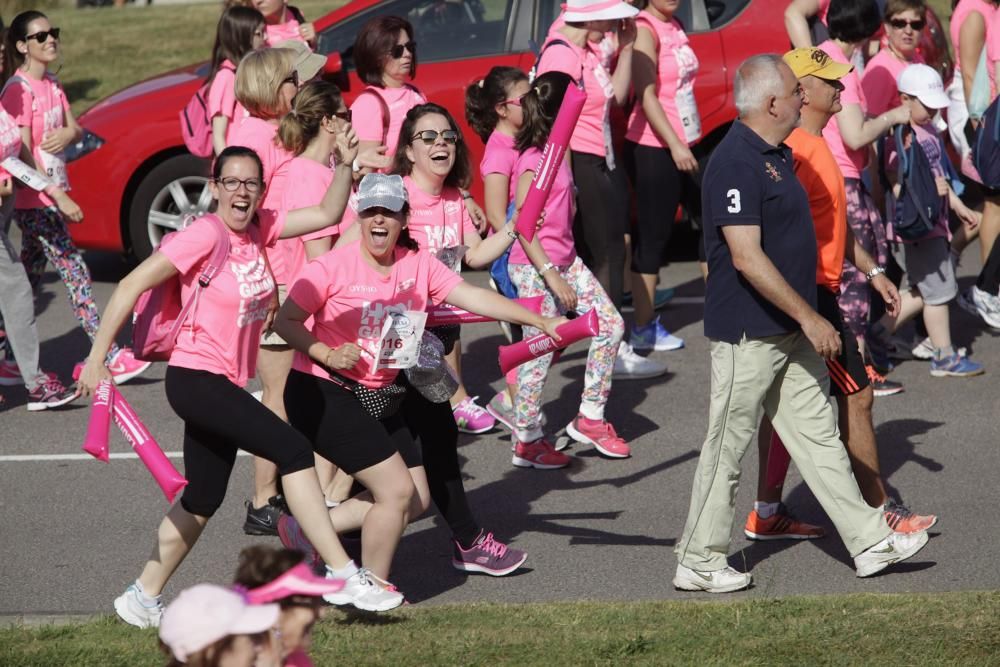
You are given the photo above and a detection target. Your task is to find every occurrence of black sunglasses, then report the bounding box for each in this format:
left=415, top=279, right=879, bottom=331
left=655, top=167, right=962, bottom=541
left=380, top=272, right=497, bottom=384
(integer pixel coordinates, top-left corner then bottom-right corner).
left=332, top=109, right=352, bottom=122
left=25, top=27, right=60, bottom=43
left=282, top=71, right=300, bottom=88
left=389, top=41, right=416, bottom=59
left=411, top=129, right=458, bottom=145
left=888, top=18, right=925, bottom=31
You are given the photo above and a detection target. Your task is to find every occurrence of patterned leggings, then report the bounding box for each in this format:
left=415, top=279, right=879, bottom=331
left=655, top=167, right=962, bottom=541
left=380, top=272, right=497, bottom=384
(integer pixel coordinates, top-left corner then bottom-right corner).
left=509, top=256, right=625, bottom=442
left=11, top=207, right=118, bottom=360
left=839, top=180, right=887, bottom=347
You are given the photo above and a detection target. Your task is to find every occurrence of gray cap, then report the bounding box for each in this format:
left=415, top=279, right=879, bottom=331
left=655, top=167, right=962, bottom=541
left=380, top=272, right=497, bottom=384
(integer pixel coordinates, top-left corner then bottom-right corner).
left=357, top=173, right=408, bottom=213
left=275, top=40, right=327, bottom=83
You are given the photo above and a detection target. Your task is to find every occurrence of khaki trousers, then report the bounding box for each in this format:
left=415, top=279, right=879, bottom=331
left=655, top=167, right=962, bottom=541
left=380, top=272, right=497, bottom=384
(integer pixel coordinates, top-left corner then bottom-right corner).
left=676, top=332, right=891, bottom=571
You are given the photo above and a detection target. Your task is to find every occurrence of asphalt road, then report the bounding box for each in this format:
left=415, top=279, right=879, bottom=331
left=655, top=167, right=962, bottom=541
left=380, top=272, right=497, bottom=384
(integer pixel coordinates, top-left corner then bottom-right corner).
left=2, top=243, right=998, bottom=618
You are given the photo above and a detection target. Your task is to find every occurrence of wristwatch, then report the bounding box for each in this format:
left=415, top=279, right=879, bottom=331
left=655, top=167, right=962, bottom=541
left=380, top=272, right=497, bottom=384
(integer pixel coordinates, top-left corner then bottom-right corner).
left=865, top=265, right=887, bottom=281
left=505, top=225, right=521, bottom=242
left=540, top=261, right=556, bottom=275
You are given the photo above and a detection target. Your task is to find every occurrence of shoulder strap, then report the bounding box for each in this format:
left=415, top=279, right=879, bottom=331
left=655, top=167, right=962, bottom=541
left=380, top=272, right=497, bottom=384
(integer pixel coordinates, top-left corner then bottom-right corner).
left=2, top=74, right=34, bottom=101
left=198, top=214, right=232, bottom=287
left=533, top=39, right=582, bottom=83
left=894, top=124, right=910, bottom=179
left=362, top=86, right=392, bottom=144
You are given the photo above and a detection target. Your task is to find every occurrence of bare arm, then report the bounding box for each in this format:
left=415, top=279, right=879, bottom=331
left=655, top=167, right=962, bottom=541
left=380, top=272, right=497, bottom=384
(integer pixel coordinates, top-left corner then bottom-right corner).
left=784, top=0, right=821, bottom=49
left=611, top=20, right=636, bottom=106
left=722, top=224, right=840, bottom=358
left=445, top=281, right=563, bottom=339
left=483, top=173, right=512, bottom=232
left=304, top=237, right=334, bottom=259
left=843, top=225, right=899, bottom=315
left=273, top=297, right=361, bottom=371
left=513, top=170, right=577, bottom=310
left=960, top=11, right=988, bottom=105
left=834, top=102, right=908, bottom=151
left=212, top=116, right=229, bottom=156
left=281, top=126, right=358, bottom=238
left=39, top=106, right=83, bottom=154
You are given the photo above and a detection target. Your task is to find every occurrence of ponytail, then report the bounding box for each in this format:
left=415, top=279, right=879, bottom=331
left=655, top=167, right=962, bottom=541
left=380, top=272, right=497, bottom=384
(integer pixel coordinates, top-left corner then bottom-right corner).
left=4, top=11, right=46, bottom=84
left=515, top=71, right=573, bottom=153
left=277, top=80, right=343, bottom=155
left=464, top=66, right=528, bottom=143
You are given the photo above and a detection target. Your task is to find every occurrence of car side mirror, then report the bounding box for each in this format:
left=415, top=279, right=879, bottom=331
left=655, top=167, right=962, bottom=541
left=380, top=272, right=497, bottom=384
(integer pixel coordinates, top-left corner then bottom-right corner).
left=324, top=52, right=343, bottom=75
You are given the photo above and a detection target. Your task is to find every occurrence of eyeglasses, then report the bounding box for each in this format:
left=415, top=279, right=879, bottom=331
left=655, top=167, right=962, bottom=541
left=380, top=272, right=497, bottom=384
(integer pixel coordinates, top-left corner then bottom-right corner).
left=24, top=28, right=60, bottom=43
left=281, top=71, right=300, bottom=88
left=411, top=129, right=459, bottom=145
left=888, top=18, right=925, bottom=31
left=216, top=177, right=263, bottom=193
left=389, top=41, right=416, bottom=59
left=332, top=109, right=352, bottom=123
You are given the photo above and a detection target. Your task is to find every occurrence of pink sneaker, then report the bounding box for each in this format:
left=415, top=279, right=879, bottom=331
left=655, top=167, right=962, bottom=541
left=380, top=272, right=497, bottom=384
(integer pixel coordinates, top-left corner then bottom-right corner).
left=452, top=396, right=495, bottom=434
left=512, top=438, right=570, bottom=469
left=107, top=348, right=152, bottom=385
left=566, top=416, right=630, bottom=458
left=0, top=359, right=21, bottom=386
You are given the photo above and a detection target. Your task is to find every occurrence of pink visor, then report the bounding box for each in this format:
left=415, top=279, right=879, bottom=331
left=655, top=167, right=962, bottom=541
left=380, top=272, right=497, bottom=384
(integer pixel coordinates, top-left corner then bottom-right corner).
left=245, top=563, right=346, bottom=604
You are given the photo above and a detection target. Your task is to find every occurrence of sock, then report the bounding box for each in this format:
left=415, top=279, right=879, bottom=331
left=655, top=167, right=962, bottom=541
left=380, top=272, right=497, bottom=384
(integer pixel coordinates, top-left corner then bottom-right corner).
left=578, top=402, right=604, bottom=422
left=134, top=579, right=160, bottom=606
left=327, top=560, right=359, bottom=579
left=933, top=345, right=955, bottom=360
left=754, top=501, right=779, bottom=519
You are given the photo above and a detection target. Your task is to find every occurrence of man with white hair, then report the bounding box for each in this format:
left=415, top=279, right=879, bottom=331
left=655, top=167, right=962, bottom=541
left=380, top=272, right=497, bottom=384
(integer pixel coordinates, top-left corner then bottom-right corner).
left=672, top=55, right=930, bottom=593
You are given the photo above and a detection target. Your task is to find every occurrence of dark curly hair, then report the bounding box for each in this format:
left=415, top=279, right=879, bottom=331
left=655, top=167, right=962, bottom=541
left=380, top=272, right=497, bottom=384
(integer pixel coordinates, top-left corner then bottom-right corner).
left=515, top=72, right=574, bottom=153
left=390, top=102, right=471, bottom=189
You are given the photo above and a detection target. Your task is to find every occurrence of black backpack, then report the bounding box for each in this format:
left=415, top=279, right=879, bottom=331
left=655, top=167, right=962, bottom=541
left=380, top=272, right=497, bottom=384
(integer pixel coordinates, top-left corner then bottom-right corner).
left=973, top=95, right=1000, bottom=190
left=880, top=124, right=942, bottom=241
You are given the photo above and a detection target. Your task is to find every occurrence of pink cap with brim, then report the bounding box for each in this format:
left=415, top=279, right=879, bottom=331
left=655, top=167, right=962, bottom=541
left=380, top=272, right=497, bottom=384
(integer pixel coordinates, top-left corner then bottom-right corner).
left=245, top=562, right=346, bottom=604
left=159, top=584, right=280, bottom=662
left=562, top=0, right=639, bottom=23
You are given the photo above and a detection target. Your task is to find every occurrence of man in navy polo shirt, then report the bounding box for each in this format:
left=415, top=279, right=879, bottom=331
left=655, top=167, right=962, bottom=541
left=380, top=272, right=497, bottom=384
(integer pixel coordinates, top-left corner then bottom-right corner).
left=672, top=55, right=930, bottom=593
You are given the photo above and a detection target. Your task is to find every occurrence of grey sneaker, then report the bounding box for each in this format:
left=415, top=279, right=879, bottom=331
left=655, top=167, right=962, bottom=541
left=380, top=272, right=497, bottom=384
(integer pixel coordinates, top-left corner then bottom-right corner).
left=612, top=342, right=667, bottom=380
left=452, top=531, right=527, bottom=576
left=854, top=530, right=929, bottom=578
left=114, top=583, right=164, bottom=628
left=673, top=564, right=752, bottom=593
left=323, top=565, right=404, bottom=611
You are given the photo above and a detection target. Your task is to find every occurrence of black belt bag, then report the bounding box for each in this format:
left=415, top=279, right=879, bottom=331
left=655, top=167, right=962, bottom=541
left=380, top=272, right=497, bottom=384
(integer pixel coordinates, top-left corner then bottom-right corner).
left=324, top=369, right=407, bottom=420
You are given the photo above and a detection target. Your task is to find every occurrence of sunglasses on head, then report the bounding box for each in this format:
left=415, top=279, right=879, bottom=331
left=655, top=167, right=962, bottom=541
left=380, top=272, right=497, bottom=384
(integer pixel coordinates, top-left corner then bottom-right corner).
left=282, top=70, right=300, bottom=88
left=24, top=27, right=60, bottom=43
left=332, top=109, right=352, bottom=123
left=411, top=129, right=458, bottom=145
left=389, top=41, right=416, bottom=59
left=888, top=18, right=925, bottom=30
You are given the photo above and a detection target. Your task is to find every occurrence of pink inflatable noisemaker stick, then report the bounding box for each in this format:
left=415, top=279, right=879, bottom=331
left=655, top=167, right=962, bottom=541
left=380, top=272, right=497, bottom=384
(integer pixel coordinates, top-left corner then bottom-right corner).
left=498, top=309, right=599, bottom=375
left=513, top=84, right=586, bottom=242
left=425, top=296, right=545, bottom=327
left=110, top=388, right=188, bottom=503
left=82, top=379, right=114, bottom=463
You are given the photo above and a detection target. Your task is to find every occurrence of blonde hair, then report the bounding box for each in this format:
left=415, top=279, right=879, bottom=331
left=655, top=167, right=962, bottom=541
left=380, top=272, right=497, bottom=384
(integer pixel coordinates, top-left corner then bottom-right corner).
left=278, top=80, right=344, bottom=155
left=235, top=48, right=296, bottom=119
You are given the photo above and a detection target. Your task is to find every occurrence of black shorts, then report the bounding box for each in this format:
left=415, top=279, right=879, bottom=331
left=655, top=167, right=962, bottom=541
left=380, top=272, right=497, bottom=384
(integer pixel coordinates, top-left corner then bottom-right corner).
left=284, top=369, right=422, bottom=474
left=816, top=286, right=869, bottom=397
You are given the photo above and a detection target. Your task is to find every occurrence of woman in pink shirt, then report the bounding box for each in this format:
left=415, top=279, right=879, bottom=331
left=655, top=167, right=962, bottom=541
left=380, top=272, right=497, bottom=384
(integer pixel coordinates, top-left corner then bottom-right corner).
left=253, top=0, right=316, bottom=48
left=276, top=174, right=561, bottom=599
left=77, top=142, right=403, bottom=623
left=507, top=72, right=626, bottom=467
left=207, top=5, right=266, bottom=155
left=1, top=11, right=151, bottom=384
left=861, top=0, right=927, bottom=117
left=623, top=0, right=698, bottom=353
left=818, top=1, right=910, bottom=358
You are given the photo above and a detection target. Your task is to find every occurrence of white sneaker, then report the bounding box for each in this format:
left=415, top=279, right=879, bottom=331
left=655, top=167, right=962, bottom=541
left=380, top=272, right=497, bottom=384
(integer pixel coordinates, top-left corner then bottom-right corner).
left=854, top=530, right=929, bottom=578
left=612, top=342, right=667, bottom=380
left=910, top=336, right=934, bottom=361
left=114, top=583, right=164, bottom=628
left=673, top=563, right=752, bottom=593
left=324, top=565, right=404, bottom=611
left=969, top=286, right=1000, bottom=328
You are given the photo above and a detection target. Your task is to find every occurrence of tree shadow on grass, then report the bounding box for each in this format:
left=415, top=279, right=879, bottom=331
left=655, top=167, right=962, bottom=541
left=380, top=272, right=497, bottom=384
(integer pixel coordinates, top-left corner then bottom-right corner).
left=63, top=79, right=101, bottom=103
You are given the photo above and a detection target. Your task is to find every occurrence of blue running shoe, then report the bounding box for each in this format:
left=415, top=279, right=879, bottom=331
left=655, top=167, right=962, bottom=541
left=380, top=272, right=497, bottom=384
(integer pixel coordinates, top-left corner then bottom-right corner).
left=930, top=351, right=985, bottom=377
left=631, top=320, right=684, bottom=351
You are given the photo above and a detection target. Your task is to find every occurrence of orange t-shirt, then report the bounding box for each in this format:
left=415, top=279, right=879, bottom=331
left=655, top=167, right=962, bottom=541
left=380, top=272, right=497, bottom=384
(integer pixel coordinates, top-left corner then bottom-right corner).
left=786, top=127, right=848, bottom=292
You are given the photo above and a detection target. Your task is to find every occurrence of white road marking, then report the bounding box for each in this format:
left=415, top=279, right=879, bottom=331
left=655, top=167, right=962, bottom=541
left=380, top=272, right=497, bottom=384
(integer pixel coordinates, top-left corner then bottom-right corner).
left=0, top=451, right=251, bottom=462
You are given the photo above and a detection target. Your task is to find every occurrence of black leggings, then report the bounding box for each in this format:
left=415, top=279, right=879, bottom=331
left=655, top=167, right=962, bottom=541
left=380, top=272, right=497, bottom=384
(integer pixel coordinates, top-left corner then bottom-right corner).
left=165, top=366, right=314, bottom=518
left=570, top=150, right=628, bottom=310
left=622, top=140, right=702, bottom=274
left=977, top=237, right=1000, bottom=295
left=401, top=387, right=480, bottom=547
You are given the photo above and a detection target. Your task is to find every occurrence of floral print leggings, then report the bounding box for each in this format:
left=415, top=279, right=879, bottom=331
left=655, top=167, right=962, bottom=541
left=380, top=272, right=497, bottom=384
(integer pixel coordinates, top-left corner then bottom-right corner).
left=839, top=179, right=887, bottom=349
left=509, top=256, right=625, bottom=443
left=7, top=207, right=119, bottom=361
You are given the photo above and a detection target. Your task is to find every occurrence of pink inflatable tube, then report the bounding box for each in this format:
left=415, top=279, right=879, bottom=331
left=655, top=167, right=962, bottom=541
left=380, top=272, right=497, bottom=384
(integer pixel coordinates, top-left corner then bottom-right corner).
left=82, top=379, right=114, bottom=462
left=765, top=430, right=792, bottom=490
left=498, top=309, right=599, bottom=375
left=513, top=84, right=586, bottom=242
left=425, top=296, right=545, bottom=327
left=111, top=389, right=189, bottom=503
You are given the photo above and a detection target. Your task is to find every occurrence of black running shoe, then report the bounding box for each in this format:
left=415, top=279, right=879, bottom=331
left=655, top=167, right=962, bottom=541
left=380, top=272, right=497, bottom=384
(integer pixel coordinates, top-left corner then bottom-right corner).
left=243, top=496, right=285, bottom=536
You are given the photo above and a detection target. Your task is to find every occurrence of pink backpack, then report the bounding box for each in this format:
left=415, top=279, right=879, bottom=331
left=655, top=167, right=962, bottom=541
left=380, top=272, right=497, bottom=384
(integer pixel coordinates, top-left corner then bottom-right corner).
left=179, top=64, right=233, bottom=158
left=132, top=215, right=230, bottom=362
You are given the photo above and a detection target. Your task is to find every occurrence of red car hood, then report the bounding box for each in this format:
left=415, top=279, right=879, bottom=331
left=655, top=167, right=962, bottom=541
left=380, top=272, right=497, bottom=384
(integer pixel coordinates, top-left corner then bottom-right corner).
left=82, top=64, right=206, bottom=118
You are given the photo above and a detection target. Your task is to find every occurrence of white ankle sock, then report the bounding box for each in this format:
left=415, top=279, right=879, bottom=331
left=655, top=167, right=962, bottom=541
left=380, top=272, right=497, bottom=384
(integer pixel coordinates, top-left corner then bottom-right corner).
left=134, top=580, right=160, bottom=605
left=754, top=501, right=779, bottom=519
left=327, top=560, right=359, bottom=579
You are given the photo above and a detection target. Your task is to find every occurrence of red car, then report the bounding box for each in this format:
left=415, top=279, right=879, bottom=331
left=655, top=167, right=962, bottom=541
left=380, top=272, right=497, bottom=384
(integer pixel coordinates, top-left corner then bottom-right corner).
left=66, top=0, right=947, bottom=260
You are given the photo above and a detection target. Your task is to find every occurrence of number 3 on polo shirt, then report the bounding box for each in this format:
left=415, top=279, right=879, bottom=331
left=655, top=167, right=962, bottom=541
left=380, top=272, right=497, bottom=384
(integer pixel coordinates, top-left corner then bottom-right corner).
left=726, top=189, right=741, bottom=214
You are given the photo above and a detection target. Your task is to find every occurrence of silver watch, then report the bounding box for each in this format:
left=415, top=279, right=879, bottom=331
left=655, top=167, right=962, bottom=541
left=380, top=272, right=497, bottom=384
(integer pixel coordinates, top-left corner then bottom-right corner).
left=865, top=265, right=887, bottom=281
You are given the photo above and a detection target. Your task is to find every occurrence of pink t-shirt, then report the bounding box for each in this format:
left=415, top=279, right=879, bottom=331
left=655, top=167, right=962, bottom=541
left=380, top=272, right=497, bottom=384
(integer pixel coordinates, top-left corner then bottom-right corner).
left=818, top=40, right=868, bottom=179
left=480, top=131, right=519, bottom=187
left=288, top=241, right=462, bottom=388
left=1, top=73, right=71, bottom=209
left=228, top=117, right=295, bottom=282
left=509, top=147, right=576, bottom=267
left=403, top=176, right=477, bottom=258
left=537, top=37, right=614, bottom=157
left=885, top=122, right=950, bottom=243
left=860, top=48, right=924, bottom=117
left=278, top=156, right=339, bottom=282
left=266, top=19, right=307, bottom=47
left=284, top=649, right=315, bottom=667
left=207, top=61, right=247, bottom=141
left=625, top=12, right=700, bottom=147
left=350, top=85, right=427, bottom=157
left=987, top=10, right=1000, bottom=96
left=159, top=211, right=284, bottom=387
left=952, top=0, right=996, bottom=73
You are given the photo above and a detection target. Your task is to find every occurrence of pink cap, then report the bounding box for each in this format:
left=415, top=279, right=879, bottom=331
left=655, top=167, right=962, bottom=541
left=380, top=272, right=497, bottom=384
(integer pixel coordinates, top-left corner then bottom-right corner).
left=159, top=584, right=279, bottom=662
left=245, top=562, right=346, bottom=604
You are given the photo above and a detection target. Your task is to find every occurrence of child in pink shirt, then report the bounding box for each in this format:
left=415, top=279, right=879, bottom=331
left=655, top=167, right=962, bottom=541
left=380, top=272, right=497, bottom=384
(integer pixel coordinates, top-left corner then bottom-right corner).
left=254, top=0, right=315, bottom=48
left=207, top=5, right=266, bottom=155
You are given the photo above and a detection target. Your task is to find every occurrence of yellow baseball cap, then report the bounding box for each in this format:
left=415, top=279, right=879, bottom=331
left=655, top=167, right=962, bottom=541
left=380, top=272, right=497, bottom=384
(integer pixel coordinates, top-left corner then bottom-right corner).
left=783, top=48, right=854, bottom=81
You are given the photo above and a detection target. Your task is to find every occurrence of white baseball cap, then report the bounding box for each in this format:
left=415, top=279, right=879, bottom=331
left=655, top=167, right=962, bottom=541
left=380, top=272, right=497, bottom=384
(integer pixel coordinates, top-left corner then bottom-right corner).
left=897, top=63, right=949, bottom=110
left=563, top=0, right=639, bottom=23
left=357, top=173, right=408, bottom=213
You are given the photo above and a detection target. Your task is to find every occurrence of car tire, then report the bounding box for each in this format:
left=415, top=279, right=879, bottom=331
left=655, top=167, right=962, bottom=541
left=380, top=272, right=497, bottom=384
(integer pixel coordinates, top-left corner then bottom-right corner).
left=128, top=153, right=212, bottom=260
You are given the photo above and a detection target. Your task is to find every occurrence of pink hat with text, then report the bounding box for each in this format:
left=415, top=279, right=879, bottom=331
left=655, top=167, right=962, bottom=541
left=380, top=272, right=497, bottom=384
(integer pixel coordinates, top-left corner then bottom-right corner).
left=562, top=0, right=639, bottom=23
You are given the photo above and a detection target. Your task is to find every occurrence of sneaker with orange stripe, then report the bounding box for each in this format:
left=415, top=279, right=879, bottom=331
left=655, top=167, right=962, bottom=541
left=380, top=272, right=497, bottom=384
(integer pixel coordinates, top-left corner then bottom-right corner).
left=884, top=498, right=937, bottom=534
left=865, top=365, right=904, bottom=397
left=744, top=504, right=825, bottom=540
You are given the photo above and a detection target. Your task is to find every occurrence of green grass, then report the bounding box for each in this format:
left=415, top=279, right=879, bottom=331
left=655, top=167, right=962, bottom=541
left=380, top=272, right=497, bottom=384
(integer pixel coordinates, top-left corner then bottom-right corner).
left=4, top=593, right=1000, bottom=666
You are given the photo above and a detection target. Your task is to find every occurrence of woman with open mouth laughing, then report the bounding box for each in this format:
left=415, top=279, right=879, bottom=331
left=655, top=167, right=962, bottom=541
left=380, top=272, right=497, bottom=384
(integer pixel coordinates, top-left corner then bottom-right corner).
left=275, top=173, right=565, bottom=595
left=77, top=131, right=384, bottom=625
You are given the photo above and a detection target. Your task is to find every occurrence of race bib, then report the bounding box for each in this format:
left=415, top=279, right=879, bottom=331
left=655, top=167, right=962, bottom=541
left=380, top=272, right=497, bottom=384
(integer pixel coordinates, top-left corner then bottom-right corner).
left=673, top=44, right=701, bottom=144
left=38, top=148, right=69, bottom=190
left=375, top=310, right=427, bottom=370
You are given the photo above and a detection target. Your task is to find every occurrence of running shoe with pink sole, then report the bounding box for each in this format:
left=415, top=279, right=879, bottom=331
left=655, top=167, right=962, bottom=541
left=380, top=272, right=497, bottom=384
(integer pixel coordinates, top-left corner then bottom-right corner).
left=566, top=416, right=630, bottom=458
left=73, top=347, right=153, bottom=385
left=512, top=438, right=570, bottom=469
left=452, top=395, right=495, bottom=434
left=452, top=531, right=527, bottom=576
left=0, top=359, right=21, bottom=386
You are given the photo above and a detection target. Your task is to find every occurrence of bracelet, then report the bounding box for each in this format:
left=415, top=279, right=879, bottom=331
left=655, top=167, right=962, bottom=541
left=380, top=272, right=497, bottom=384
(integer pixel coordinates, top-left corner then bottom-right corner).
left=540, top=261, right=556, bottom=275
left=865, top=265, right=887, bottom=281
left=505, top=225, right=520, bottom=242
left=352, top=158, right=361, bottom=173
left=460, top=190, right=473, bottom=200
